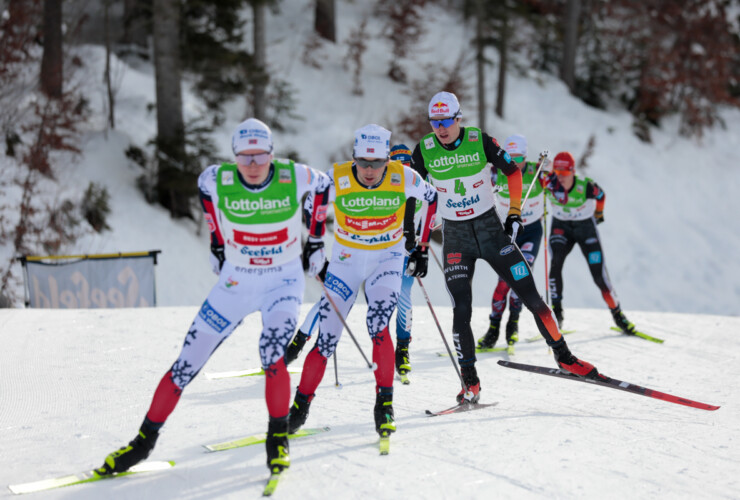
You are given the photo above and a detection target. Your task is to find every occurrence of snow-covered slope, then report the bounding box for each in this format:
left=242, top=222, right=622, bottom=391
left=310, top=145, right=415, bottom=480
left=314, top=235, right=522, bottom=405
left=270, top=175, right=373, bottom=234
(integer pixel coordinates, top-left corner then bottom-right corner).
left=0, top=305, right=736, bottom=499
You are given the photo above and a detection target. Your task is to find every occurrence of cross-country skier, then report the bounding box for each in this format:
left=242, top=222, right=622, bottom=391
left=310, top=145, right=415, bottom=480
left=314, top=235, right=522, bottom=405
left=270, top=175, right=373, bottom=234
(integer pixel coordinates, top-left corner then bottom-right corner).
left=545, top=151, right=637, bottom=334
left=478, top=134, right=550, bottom=349
left=410, top=92, right=600, bottom=404
left=285, top=144, right=424, bottom=382
left=95, top=118, right=330, bottom=478
left=288, top=124, right=438, bottom=441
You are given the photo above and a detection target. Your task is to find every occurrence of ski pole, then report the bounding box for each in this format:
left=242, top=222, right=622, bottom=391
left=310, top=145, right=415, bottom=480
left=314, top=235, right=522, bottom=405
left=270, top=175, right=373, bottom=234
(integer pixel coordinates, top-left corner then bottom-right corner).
left=415, top=276, right=467, bottom=394
left=543, top=196, right=550, bottom=307
left=428, top=244, right=444, bottom=274
left=333, top=352, right=342, bottom=389
left=315, top=276, right=373, bottom=369
left=520, top=150, right=550, bottom=214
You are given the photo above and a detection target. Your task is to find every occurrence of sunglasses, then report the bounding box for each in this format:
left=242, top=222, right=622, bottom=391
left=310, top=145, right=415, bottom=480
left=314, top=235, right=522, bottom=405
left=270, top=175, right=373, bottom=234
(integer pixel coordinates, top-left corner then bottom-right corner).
left=511, top=156, right=525, bottom=164
left=354, top=157, right=388, bottom=169
left=236, top=152, right=271, bottom=165
left=429, top=117, right=458, bottom=129
left=554, top=169, right=573, bottom=176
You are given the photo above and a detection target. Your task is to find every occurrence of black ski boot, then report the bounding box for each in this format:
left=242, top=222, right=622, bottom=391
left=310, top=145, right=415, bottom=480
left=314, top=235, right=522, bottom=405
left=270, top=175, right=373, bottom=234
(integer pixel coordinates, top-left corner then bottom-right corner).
left=265, top=416, right=290, bottom=473
left=285, top=330, right=310, bottom=365
left=96, top=418, right=160, bottom=475
left=477, top=318, right=501, bottom=349
left=505, top=313, right=519, bottom=345
left=374, top=389, right=396, bottom=437
left=395, top=341, right=411, bottom=375
left=288, top=390, right=314, bottom=434
left=611, top=306, right=636, bottom=334
left=552, top=302, right=564, bottom=329
left=456, top=365, right=481, bottom=404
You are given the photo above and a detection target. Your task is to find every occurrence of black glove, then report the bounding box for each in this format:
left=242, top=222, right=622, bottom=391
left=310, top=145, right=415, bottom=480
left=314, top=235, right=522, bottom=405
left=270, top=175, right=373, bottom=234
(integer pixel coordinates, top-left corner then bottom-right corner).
left=302, top=238, right=324, bottom=271
left=403, top=228, right=416, bottom=253
left=210, top=244, right=225, bottom=272
left=595, top=211, right=604, bottom=224
left=406, top=246, right=429, bottom=278
left=504, top=213, right=523, bottom=240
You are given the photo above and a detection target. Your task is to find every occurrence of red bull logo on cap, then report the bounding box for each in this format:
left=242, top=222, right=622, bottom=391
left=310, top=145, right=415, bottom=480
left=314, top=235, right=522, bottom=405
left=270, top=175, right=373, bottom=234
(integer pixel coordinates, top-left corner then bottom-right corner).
left=430, top=101, right=450, bottom=116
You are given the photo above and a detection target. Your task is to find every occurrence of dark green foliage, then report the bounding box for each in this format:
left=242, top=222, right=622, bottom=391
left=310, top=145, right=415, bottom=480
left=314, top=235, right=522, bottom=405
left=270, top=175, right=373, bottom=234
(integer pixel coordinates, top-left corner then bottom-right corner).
left=125, top=145, right=148, bottom=168
left=81, top=182, right=112, bottom=232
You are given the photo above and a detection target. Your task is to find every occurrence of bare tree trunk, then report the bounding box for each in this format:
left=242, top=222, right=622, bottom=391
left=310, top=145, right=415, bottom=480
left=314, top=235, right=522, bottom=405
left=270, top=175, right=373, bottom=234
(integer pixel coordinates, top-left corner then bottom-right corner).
left=153, top=0, right=186, bottom=217
left=475, top=0, right=486, bottom=129
left=104, top=0, right=115, bottom=129
left=561, top=0, right=581, bottom=93
left=495, top=4, right=508, bottom=119
left=252, top=1, right=268, bottom=121
left=40, top=0, right=63, bottom=98
left=121, top=0, right=151, bottom=56
left=314, top=0, right=336, bottom=43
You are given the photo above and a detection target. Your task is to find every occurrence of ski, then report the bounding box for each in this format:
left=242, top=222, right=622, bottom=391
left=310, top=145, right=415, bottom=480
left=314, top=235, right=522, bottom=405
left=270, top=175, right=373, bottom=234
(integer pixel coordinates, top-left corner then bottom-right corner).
left=204, top=427, right=330, bottom=452
left=610, top=326, right=664, bottom=344
left=379, top=435, right=390, bottom=455
left=205, top=367, right=302, bottom=380
left=497, top=360, right=720, bottom=411
left=525, top=330, right=575, bottom=342
left=425, top=401, right=499, bottom=417
left=8, top=460, right=175, bottom=495
left=262, top=470, right=284, bottom=496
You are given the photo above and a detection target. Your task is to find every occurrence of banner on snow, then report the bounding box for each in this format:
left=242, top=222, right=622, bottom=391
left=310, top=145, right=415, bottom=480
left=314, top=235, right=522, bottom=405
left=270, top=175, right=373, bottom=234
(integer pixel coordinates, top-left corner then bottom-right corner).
left=20, top=251, right=161, bottom=308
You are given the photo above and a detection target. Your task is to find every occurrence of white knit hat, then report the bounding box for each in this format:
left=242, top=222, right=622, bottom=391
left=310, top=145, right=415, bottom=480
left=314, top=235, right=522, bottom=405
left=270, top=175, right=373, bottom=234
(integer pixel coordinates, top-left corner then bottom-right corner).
left=232, top=118, right=273, bottom=154
left=503, top=134, right=527, bottom=156
left=353, top=124, right=391, bottom=159
left=428, top=91, right=462, bottom=119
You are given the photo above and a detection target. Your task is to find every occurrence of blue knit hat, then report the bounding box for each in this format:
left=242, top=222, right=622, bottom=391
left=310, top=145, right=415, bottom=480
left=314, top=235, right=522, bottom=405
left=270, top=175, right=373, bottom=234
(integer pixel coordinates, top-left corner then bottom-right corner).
left=389, top=144, right=412, bottom=165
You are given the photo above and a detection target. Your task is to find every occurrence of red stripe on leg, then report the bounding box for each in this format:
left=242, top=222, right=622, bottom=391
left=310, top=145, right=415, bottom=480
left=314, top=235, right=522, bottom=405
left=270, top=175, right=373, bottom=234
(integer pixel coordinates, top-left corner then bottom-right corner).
left=146, top=371, right=182, bottom=424
left=297, top=347, right=328, bottom=396
left=265, top=358, right=291, bottom=418
left=372, top=327, right=394, bottom=387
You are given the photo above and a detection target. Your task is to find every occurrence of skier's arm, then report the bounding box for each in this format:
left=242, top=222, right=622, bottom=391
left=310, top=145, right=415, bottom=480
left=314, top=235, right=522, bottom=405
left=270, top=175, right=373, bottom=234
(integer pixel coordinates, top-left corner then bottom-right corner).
left=587, top=180, right=606, bottom=223
left=308, top=173, right=334, bottom=238
left=198, top=166, right=226, bottom=272
left=403, top=168, right=438, bottom=248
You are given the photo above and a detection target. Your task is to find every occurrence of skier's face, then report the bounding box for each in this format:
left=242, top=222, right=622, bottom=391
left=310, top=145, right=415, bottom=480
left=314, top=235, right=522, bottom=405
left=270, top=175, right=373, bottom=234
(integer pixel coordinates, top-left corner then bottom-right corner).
left=430, top=116, right=461, bottom=145
left=354, top=158, right=388, bottom=187
left=556, top=171, right=575, bottom=189
left=236, top=148, right=273, bottom=184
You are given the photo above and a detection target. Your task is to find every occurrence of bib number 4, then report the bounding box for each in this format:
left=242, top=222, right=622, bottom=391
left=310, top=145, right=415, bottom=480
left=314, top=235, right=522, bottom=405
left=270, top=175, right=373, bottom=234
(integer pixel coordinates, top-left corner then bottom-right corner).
left=454, top=179, right=466, bottom=196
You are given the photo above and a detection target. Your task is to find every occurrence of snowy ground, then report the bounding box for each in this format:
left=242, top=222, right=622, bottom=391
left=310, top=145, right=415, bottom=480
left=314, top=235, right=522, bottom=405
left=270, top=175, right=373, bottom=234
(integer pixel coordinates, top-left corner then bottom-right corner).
left=1, top=305, right=736, bottom=499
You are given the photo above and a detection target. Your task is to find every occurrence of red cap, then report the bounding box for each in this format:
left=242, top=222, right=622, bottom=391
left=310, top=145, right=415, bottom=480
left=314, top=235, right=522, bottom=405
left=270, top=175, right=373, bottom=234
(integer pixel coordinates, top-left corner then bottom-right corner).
left=553, top=152, right=575, bottom=174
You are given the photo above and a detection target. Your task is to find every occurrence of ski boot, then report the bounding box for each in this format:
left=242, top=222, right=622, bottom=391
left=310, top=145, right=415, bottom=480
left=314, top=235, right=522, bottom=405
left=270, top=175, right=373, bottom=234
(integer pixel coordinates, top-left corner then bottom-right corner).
left=265, top=416, right=290, bottom=473
left=288, top=390, right=314, bottom=434
left=96, top=419, right=160, bottom=475
left=456, top=365, right=481, bottom=404
left=285, top=330, right=310, bottom=365
left=611, top=306, right=636, bottom=335
left=395, top=341, right=411, bottom=375
left=505, top=314, right=519, bottom=345
left=552, top=302, right=564, bottom=329
left=552, top=340, right=599, bottom=379
left=477, top=318, right=501, bottom=349
left=374, top=389, right=396, bottom=437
